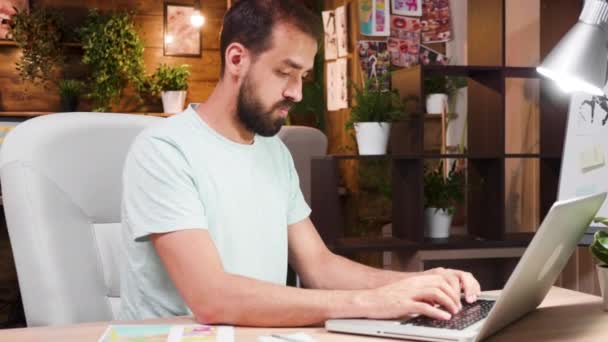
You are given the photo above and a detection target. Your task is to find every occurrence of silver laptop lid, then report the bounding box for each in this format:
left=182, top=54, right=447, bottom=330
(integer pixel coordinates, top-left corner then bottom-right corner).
left=476, top=192, right=606, bottom=341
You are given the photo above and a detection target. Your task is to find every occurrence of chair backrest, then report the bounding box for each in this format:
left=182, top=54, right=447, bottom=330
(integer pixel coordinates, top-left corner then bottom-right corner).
left=277, top=126, right=328, bottom=205
left=0, top=112, right=327, bottom=326
left=0, top=113, right=162, bottom=326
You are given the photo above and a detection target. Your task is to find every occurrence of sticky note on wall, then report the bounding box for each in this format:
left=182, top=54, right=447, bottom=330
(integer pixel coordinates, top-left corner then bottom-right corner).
left=580, top=144, right=606, bottom=172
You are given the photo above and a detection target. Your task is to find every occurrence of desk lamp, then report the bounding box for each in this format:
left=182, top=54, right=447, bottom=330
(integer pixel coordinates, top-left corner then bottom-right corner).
left=537, top=0, right=608, bottom=95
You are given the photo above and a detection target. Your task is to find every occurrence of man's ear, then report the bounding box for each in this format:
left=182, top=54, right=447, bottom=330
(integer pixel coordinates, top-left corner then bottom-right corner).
left=224, top=42, right=251, bottom=79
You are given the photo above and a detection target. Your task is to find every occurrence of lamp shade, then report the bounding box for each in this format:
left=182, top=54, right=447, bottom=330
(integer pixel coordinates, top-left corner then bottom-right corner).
left=537, top=0, right=608, bottom=95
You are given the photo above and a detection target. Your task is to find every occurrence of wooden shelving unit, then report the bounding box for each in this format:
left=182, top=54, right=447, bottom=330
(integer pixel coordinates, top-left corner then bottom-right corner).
left=310, top=0, right=579, bottom=261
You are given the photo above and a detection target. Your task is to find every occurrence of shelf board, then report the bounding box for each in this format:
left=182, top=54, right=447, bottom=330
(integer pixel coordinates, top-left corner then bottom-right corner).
left=321, top=154, right=467, bottom=160
left=0, top=41, right=81, bottom=47
left=423, top=65, right=503, bottom=76
left=503, top=67, right=539, bottom=78
left=0, top=40, right=17, bottom=46
left=0, top=111, right=173, bottom=118
left=329, top=232, right=535, bottom=253
left=321, top=153, right=554, bottom=160
left=504, top=153, right=555, bottom=158
left=423, top=65, right=539, bottom=79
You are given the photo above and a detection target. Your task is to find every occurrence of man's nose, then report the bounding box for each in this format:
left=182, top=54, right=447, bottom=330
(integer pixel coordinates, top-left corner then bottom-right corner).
left=283, top=77, right=303, bottom=103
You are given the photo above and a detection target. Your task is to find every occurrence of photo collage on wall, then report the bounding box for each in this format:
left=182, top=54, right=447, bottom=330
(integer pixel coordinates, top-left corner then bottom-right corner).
left=358, top=41, right=391, bottom=91
left=357, top=0, right=452, bottom=82
left=323, top=6, right=349, bottom=111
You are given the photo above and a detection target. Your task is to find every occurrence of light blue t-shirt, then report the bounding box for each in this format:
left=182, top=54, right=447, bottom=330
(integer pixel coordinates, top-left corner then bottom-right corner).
left=119, top=104, right=311, bottom=320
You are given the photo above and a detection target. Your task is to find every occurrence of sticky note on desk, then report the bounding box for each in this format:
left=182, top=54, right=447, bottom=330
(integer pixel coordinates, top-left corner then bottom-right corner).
left=579, top=145, right=605, bottom=172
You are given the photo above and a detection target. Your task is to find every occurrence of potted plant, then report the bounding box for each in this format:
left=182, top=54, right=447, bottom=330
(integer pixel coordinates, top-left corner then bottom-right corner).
left=58, top=79, right=85, bottom=112
left=590, top=219, right=608, bottom=311
left=10, top=8, right=64, bottom=86
left=79, top=10, right=146, bottom=112
left=347, top=76, right=406, bottom=155
left=148, top=64, right=191, bottom=114
left=423, top=159, right=465, bottom=238
left=424, top=75, right=467, bottom=114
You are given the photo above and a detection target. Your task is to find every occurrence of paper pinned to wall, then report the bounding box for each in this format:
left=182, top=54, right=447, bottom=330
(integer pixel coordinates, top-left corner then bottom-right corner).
left=392, top=0, right=423, bottom=16
left=579, top=144, right=606, bottom=172
left=421, top=0, right=452, bottom=43
left=336, top=57, right=348, bottom=109
left=357, top=40, right=391, bottom=91
left=326, top=58, right=348, bottom=111
left=388, top=15, right=421, bottom=67
left=323, top=10, right=338, bottom=60
left=359, top=0, right=390, bottom=36
left=335, top=6, right=348, bottom=57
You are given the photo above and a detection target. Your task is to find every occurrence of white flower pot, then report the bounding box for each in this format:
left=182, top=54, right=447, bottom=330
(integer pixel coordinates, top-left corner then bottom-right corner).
left=161, top=90, right=187, bottom=114
left=596, top=264, right=608, bottom=311
left=426, top=93, right=448, bottom=114
left=354, top=122, right=391, bottom=155
left=424, top=208, right=453, bottom=238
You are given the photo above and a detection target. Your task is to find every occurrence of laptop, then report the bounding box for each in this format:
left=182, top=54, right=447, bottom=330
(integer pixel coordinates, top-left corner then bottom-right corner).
left=326, top=192, right=606, bottom=342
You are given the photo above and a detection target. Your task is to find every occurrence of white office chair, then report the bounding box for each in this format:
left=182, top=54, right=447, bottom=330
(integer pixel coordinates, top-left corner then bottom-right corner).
left=0, top=112, right=327, bottom=326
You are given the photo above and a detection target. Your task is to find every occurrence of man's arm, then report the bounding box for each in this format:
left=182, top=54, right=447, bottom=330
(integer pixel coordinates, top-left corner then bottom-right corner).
left=152, top=228, right=463, bottom=326
left=288, top=218, right=481, bottom=302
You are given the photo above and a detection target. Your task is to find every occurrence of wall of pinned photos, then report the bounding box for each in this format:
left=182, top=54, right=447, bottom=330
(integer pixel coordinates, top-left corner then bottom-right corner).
left=357, top=0, right=452, bottom=92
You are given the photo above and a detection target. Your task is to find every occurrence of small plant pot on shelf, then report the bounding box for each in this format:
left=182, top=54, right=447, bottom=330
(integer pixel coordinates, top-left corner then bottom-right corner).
left=354, top=122, right=391, bottom=155
left=424, top=207, right=453, bottom=239
left=161, top=90, right=187, bottom=114
left=597, top=264, right=608, bottom=311
left=426, top=93, right=448, bottom=114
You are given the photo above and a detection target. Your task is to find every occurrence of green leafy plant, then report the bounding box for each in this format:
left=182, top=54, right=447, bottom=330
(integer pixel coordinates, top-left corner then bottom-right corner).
left=424, top=160, right=465, bottom=215
left=58, top=79, right=85, bottom=99
left=10, top=8, right=64, bottom=86
left=346, top=75, right=408, bottom=129
left=424, top=75, right=467, bottom=97
left=591, top=218, right=608, bottom=265
left=79, top=10, right=146, bottom=111
left=147, top=64, right=191, bottom=93
left=289, top=43, right=326, bottom=131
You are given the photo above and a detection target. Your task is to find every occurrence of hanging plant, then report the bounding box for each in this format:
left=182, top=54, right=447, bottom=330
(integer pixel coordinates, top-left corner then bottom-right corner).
left=10, top=8, right=64, bottom=86
left=79, top=10, right=146, bottom=112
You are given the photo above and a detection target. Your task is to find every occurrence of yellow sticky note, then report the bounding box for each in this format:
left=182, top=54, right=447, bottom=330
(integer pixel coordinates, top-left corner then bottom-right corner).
left=580, top=145, right=605, bottom=171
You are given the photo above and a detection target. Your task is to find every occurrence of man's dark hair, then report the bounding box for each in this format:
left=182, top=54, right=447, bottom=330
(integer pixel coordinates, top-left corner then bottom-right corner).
left=219, top=0, right=322, bottom=76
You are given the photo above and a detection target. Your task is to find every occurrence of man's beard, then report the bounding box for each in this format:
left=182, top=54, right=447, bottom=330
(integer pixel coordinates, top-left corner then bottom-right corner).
left=236, top=75, right=293, bottom=137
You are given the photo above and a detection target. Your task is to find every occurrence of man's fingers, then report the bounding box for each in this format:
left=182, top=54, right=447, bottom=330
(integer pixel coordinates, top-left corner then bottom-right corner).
left=438, top=282, right=461, bottom=312
left=412, top=302, right=451, bottom=321
left=418, top=287, right=460, bottom=315
left=444, top=273, right=462, bottom=307
left=458, top=271, right=480, bottom=303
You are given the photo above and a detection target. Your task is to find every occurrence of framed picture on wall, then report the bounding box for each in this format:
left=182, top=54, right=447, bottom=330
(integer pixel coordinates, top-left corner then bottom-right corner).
left=0, top=0, right=29, bottom=40
left=164, top=3, right=202, bottom=57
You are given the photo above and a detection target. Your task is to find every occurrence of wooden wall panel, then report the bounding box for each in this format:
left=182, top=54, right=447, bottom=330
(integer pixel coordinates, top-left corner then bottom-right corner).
left=468, top=0, right=504, bottom=66
left=558, top=247, right=602, bottom=296
left=1, top=0, right=227, bottom=113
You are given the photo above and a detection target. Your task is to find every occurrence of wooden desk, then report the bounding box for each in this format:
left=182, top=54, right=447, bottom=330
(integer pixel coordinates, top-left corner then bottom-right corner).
left=0, top=287, right=606, bottom=341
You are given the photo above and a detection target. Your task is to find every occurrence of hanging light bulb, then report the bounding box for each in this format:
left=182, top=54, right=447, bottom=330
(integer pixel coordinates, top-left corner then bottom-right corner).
left=191, top=0, right=205, bottom=28
left=165, top=34, right=174, bottom=44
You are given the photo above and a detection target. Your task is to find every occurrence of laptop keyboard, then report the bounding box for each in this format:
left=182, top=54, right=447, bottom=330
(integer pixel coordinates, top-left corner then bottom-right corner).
left=403, top=299, right=495, bottom=330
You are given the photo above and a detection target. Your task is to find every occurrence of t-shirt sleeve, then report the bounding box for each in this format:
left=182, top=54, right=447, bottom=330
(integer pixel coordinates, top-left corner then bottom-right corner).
left=283, top=145, right=312, bottom=225
left=122, top=134, right=208, bottom=241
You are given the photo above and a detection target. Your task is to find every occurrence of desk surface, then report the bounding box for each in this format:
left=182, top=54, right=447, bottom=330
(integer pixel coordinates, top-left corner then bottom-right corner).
left=0, top=287, right=606, bottom=341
